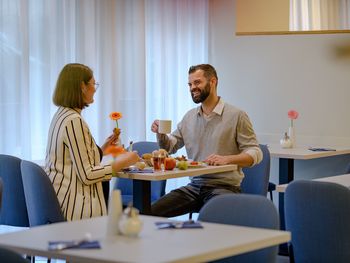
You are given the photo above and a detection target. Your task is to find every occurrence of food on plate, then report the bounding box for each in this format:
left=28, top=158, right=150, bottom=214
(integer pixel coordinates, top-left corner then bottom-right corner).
left=175, top=155, right=187, bottom=161
left=164, top=158, right=176, bottom=170
left=177, top=160, right=188, bottom=170
left=158, top=148, right=169, bottom=157
left=190, top=161, right=198, bottom=165
left=142, top=153, right=152, bottom=160
left=141, top=153, right=153, bottom=167
left=135, top=161, right=146, bottom=170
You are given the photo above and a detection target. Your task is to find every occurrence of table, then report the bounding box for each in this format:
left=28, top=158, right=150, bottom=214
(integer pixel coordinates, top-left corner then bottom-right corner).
left=115, top=164, right=237, bottom=215
left=276, top=173, right=350, bottom=193
left=0, top=215, right=290, bottom=263
left=269, top=145, right=350, bottom=254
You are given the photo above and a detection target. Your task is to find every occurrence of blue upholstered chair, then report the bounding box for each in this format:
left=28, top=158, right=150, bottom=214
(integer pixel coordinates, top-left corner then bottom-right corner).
left=198, top=194, right=279, bottom=263
left=20, top=160, right=64, bottom=226
left=346, top=163, right=350, bottom=173
left=241, top=144, right=271, bottom=196
left=285, top=180, right=350, bottom=263
left=0, top=247, right=29, bottom=263
left=0, top=178, right=2, bottom=211
left=189, top=144, right=271, bottom=220
left=114, top=141, right=167, bottom=206
left=0, top=155, right=29, bottom=227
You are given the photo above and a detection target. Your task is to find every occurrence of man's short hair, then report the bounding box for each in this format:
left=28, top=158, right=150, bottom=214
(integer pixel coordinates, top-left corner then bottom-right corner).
left=188, top=64, right=218, bottom=83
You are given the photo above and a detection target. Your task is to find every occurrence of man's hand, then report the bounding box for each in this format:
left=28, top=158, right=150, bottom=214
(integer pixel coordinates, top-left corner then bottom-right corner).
left=205, top=153, right=254, bottom=167
left=204, top=154, right=231, bottom=166
left=151, top=120, right=160, bottom=133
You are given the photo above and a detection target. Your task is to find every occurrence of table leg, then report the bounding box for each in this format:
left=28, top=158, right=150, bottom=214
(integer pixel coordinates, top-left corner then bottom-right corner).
left=278, top=158, right=294, bottom=256
left=133, top=180, right=151, bottom=215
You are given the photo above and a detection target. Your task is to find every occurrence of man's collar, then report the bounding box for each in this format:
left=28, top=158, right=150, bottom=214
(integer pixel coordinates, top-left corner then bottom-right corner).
left=196, top=97, right=224, bottom=116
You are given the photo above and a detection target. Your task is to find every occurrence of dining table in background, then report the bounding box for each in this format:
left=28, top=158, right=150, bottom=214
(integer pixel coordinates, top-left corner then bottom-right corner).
left=268, top=144, right=350, bottom=255
left=115, top=164, right=238, bottom=215
left=0, top=215, right=290, bottom=263
left=276, top=173, right=350, bottom=193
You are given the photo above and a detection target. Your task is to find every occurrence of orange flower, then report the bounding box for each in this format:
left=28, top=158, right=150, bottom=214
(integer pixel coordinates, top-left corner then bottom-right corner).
left=109, top=111, right=122, bottom=128
left=105, top=145, right=126, bottom=158
left=109, top=112, right=122, bottom=121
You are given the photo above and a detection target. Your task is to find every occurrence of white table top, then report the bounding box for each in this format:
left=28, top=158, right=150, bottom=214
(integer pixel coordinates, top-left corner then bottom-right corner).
left=115, top=164, right=238, bottom=181
left=0, top=215, right=290, bottom=263
left=268, top=145, right=350, bottom=160
left=276, top=173, right=350, bottom=193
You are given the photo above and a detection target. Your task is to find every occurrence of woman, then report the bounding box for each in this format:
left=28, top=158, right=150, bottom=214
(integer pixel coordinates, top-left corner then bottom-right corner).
left=45, top=63, right=138, bottom=221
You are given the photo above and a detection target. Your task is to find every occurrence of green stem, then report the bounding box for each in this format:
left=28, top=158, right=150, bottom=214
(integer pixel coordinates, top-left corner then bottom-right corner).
left=116, top=120, right=119, bottom=128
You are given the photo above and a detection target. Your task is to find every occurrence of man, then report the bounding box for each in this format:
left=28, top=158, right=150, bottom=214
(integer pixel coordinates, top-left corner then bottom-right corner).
left=151, top=64, right=262, bottom=217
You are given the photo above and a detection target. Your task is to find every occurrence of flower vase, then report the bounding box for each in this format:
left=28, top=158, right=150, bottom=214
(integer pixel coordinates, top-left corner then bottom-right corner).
left=106, top=190, right=123, bottom=236
left=288, top=126, right=296, bottom=148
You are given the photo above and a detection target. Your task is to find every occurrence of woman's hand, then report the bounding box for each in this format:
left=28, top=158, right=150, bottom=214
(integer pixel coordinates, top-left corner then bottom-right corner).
left=101, top=133, right=118, bottom=155
left=112, top=152, right=139, bottom=173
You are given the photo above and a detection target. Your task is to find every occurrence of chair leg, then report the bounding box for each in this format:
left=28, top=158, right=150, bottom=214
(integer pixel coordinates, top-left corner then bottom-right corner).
left=288, top=243, right=295, bottom=263
left=269, top=190, right=273, bottom=201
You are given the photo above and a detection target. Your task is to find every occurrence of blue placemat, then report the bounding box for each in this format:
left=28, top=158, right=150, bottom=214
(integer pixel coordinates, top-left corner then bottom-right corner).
left=123, top=167, right=154, bottom=173
left=155, top=221, right=203, bottom=229
left=48, top=240, right=101, bottom=250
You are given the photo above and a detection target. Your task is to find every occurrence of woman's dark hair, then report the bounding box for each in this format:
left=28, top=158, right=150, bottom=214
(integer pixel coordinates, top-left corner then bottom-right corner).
left=53, top=63, right=93, bottom=109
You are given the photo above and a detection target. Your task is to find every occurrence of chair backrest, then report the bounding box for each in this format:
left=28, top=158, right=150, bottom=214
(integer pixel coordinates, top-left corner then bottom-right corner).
left=114, top=141, right=166, bottom=204
left=0, top=247, right=29, bottom=263
left=0, top=178, right=2, bottom=211
left=285, top=180, right=350, bottom=263
left=241, top=144, right=270, bottom=196
left=198, top=194, right=279, bottom=263
left=346, top=163, right=350, bottom=173
left=20, top=160, right=64, bottom=226
left=0, top=154, right=29, bottom=227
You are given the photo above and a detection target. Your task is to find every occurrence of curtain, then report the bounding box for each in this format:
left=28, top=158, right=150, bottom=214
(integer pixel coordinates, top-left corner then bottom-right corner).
left=290, top=0, right=350, bottom=30
left=0, top=0, right=208, bottom=190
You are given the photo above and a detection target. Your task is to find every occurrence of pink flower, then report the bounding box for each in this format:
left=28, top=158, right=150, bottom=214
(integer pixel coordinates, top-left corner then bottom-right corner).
left=288, top=110, right=299, bottom=127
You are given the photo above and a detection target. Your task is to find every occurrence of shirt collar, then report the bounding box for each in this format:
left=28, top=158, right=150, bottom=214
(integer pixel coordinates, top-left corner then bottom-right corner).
left=196, top=97, right=225, bottom=116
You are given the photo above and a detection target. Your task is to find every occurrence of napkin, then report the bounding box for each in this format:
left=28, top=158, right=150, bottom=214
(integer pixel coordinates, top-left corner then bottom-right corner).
left=48, top=240, right=101, bottom=250
left=308, top=147, right=336, bottom=152
left=155, top=220, right=203, bottom=229
left=122, top=167, right=154, bottom=173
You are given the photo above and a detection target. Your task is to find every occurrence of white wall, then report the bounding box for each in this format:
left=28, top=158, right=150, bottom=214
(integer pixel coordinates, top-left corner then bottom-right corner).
left=209, top=0, right=350, bottom=197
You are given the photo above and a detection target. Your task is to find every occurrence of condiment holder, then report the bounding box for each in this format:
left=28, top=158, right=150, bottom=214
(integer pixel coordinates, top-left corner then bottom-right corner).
left=118, top=203, right=143, bottom=237
left=280, top=132, right=292, bottom=148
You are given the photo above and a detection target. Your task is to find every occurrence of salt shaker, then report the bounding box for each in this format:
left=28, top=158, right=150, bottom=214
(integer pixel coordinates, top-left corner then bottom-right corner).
left=118, top=204, right=143, bottom=237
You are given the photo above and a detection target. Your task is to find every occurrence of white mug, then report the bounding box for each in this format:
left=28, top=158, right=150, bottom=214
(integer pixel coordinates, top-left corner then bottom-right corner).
left=158, top=120, right=172, bottom=134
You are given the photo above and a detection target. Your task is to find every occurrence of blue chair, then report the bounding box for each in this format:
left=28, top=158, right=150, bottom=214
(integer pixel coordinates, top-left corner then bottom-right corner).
left=241, top=144, right=271, bottom=196
left=0, top=155, right=29, bottom=227
left=198, top=194, right=279, bottom=263
left=0, top=247, right=29, bottom=263
left=0, top=178, right=2, bottom=211
left=285, top=180, right=350, bottom=263
left=346, top=163, right=350, bottom=173
left=114, top=141, right=167, bottom=206
left=189, top=144, right=271, bottom=220
left=20, top=160, right=64, bottom=226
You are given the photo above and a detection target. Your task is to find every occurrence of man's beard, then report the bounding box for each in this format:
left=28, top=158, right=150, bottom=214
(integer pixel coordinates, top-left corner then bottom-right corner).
left=191, top=82, right=210, bottom=104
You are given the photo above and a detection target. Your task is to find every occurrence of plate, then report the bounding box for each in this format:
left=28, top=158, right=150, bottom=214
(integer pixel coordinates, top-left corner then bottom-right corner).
left=187, top=161, right=207, bottom=168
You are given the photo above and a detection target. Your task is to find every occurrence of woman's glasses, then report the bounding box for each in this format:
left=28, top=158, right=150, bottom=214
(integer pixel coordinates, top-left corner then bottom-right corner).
left=94, top=82, right=100, bottom=90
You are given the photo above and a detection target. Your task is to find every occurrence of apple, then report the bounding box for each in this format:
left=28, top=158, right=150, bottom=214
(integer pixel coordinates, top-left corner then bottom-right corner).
left=177, top=160, right=188, bottom=170
left=164, top=158, right=176, bottom=170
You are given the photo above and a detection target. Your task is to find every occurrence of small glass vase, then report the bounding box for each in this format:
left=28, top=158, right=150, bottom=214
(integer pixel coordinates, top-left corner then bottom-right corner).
left=288, top=126, right=296, bottom=148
